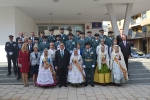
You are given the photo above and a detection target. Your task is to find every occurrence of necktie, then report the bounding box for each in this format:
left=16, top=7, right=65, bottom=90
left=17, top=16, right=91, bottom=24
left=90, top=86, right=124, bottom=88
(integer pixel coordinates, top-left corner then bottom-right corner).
left=124, top=41, right=126, bottom=47
left=61, top=51, right=63, bottom=57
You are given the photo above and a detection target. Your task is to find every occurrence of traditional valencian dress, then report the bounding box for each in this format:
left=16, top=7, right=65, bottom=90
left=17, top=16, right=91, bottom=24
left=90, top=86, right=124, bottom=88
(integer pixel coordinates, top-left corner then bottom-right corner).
left=36, top=56, right=57, bottom=86
left=68, top=54, right=85, bottom=84
left=94, top=47, right=110, bottom=84
left=110, top=45, right=128, bottom=84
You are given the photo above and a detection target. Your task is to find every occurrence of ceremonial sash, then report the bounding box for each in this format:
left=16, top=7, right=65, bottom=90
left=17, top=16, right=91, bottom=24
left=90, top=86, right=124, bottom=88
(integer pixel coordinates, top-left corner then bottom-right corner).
left=73, top=60, right=85, bottom=81
left=114, top=56, right=127, bottom=80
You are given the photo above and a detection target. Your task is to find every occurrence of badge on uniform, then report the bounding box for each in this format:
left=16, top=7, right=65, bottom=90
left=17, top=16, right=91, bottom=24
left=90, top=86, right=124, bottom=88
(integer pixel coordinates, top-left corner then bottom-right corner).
left=72, top=42, right=75, bottom=45
left=90, top=52, right=93, bottom=54
left=63, top=37, right=65, bottom=40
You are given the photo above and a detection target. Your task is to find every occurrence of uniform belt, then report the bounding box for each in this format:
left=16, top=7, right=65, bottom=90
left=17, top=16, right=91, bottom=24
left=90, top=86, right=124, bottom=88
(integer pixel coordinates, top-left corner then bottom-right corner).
left=84, top=59, right=93, bottom=62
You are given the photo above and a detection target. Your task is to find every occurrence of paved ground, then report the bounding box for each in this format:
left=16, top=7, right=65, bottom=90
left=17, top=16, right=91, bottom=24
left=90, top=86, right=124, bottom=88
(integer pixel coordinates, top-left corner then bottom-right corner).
left=0, top=84, right=150, bottom=100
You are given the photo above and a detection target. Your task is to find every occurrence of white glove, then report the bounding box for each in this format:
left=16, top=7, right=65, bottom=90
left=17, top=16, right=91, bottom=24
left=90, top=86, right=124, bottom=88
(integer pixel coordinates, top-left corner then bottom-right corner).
left=83, top=65, right=86, bottom=68
left=92, top=65, right=95, bottom=68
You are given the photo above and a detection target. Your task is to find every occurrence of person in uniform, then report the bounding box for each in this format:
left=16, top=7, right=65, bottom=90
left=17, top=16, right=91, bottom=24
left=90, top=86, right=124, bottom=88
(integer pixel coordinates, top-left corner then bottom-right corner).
left=39, top=36, right=49, bottom=54
left=92, top=33, right=100, bottom=51
left=82, top=42, right=96, bottom=87
left=16, top=38, right=23, bottom=80
left=39, top=32, right=45, bottom=43
left=106, top=31, right=115, bottom=55
left=54, top=35, right=61, bottom=50
left=99, top=29, right=107, bottom=44
left=67, top=28, right=75, bottom=40
left=65, top=33, right=76, bottom=54
left=5, top=35, right=17, bottom=75
left=74, top=30, right=81, bottom=41
left=85, top=31, right=95, bottom=45
left=60, top=28, right=68, bottom=44
left=77, top=32, right=86, bottom=50
left=47, top=29, right=56, bottom=43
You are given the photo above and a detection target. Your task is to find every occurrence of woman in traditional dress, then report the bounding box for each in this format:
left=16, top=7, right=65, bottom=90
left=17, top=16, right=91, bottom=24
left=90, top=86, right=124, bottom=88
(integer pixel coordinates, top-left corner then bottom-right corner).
left=68, top=49, right=85, bottom=86
left=30, top=45, right=40, bottom=86
left=109, top=39, right=117, bottom=57
left=18, top=43, right=30, bottom=87
left=110, top=45, right=128, bottom=85
left=94, top=45, right=110, bottom=85
left=96, top=39, right=108, bottom=55
left=48, top=42, right=56, bottom=69
left=36, top=48, right=57, bottom=86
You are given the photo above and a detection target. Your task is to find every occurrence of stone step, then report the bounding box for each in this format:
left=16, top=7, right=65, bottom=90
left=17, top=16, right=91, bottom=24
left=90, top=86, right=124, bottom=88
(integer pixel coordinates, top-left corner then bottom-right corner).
left=129, top=73, right=150, bottom=78
left=128, top=69, right=150, bottom=74
left=0, top=82, right=33, bottom=85
left=0, top=78, right=33, bottom=83
left=0, top=74, right=18, bottom=78
left=127, top=78, right=150, bottom=84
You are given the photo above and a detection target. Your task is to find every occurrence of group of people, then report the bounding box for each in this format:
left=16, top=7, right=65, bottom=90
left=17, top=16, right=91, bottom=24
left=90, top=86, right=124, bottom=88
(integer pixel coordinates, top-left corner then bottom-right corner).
left=5, top=28, right=131, bottom=87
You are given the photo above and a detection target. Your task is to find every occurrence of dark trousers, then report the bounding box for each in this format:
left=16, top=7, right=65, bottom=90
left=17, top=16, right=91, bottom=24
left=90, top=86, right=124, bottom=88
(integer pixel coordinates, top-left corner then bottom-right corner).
left=84, top=67, right=94, bottom=85
left=16, top=61, right=21, bottom=78
left=7, top=55, right=17, bottom=74
left=58, top=67, right=67, bottom=86
left=124, top=56, right=129, bottom=71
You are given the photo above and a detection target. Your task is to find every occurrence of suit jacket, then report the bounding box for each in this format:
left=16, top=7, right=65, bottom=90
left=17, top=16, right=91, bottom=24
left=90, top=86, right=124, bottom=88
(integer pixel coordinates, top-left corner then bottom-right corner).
left=119, top=41, right=131, bottom=57
left=29, top=37, right=37, bottom=44
left=16, top=43, right=22, bottom=57
left=5, top=41, right=17, bottom=58
left=28, top=43, right=34, bottom=53
left=30, top=52, right=40, bottom=66
left=55, top=49, right=70, bottom=69
left=16, top=37, right=24, bottom=43
left=116, top=34, right=127, bottom=45
left=82, top=49, right=96, bottom=68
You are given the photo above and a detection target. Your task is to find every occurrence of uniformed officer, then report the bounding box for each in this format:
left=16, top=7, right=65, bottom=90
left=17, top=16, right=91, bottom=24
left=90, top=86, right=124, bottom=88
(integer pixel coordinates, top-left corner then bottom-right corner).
left=47, top=29, right=56, bottom=43
left=54, top=35, right=61, bottom=50
left=82, top=42, right=96, bottom=87
left=65, top=33, right=76, bottom=54
left=60, top=28, right=68, bottom=44
left=39, top=36, right=49, bottom=54
left=92, top=33, right=100, bottom=51
left=99, top=29, right=107, bottom=44
left=85, top=31, right=95, bottom=44
left=74, top=30, right=81, bottom=41
left=5, top=35, right=17, bottom=75
left=67, top=28, right=75, bottom=40
left=34, top=37, right=39, bottom=48
left=39, top=32, right=45, bottom=43
left=77, top=32, right=86, bottom=50
left=106, top=31, right=115, bottom=51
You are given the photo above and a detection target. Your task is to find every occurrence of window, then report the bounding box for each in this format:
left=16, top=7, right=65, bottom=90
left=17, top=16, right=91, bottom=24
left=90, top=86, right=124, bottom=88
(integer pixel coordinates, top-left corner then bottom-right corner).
left=142, top=26, right=147, bottom=33
left=141, top=12, right=146, bottom=19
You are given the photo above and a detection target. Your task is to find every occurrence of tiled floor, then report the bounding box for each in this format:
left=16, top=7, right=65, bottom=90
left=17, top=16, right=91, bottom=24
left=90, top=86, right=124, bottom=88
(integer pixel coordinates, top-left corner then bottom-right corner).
left=0, top=84, right=150, bottom=100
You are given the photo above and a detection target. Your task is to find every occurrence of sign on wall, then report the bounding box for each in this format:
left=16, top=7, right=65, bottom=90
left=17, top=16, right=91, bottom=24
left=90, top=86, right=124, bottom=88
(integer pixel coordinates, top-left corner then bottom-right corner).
left=92, top=22, right=102, bottom=29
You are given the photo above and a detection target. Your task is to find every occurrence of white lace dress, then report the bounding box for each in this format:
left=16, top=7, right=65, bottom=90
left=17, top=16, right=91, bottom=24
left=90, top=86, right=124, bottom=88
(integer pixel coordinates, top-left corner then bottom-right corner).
left=68, top=55, right=85, bottom=84
left=36, top=56, right=56, bottom=86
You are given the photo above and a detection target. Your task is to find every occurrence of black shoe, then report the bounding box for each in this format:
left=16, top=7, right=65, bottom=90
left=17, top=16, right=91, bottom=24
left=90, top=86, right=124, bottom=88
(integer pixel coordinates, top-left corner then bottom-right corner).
left=64, top=85, right=67, bottom=87
left=7, top=73, right=11, bottom=75
left=84, top=83, right=88, bottom=86
left=17, top=77, right=20, bottom=80
left=102, top=83, right=106, bottom=86
left=91, top=84, right=94, bottom=87
left=59, top=85, right=62, bottom=88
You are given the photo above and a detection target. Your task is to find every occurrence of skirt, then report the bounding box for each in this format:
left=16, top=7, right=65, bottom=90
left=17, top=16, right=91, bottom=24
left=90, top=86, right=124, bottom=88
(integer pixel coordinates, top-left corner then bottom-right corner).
left=94, top=64, right=111, bottom=83
left=31, top=64, right=39, bottom=74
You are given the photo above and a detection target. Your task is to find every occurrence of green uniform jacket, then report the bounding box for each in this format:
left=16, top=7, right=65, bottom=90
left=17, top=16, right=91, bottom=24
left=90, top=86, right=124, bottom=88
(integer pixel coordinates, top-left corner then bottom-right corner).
left=106, top=37, right=114, bottom=49
left=47, top=35, right=56, bottom=43
left=60, top=34, right=68, bottom=44
left=54, top=41, right=60, bottom=50
left=82, top=49, right=96, bottom=68
left=39, top=42, right=49, bottom=54
left=99, top=35, right=107, bottom=44
left=77, top=39, right=86, bottom=50
left=65, top=40, right=76, bottom=53
left=92, top=39, right=100, bottom=51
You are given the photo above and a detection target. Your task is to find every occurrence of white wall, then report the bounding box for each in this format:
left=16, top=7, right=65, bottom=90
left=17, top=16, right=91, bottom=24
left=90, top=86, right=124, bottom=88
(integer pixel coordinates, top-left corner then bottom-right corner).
left=0, top=7, right=15, bottom=62
left=15, top=7, right=34, bottom=37
left=0, top=7, right=34, bottom=62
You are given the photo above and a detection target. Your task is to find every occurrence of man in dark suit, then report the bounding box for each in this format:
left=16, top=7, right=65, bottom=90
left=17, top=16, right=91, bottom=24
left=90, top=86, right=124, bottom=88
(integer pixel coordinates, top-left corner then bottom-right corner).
left=55, top=42, right=70, bottom=87
left=28, top=39, right=34, bottom=53
left=29, top=32, right=36, bottom=44
left=119, top=35, right=131, bottom=71
left=116, top=29, right=127, bottom=45
left=5, top=35, right=17, bottom=75
left=16, top=32, right=24, bottom=43
left=16, top=39, right=22, bottom=80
